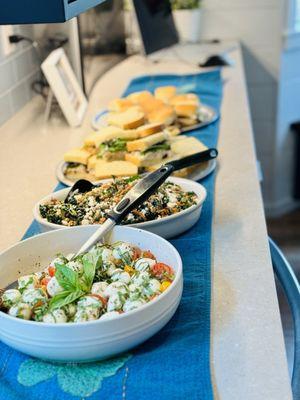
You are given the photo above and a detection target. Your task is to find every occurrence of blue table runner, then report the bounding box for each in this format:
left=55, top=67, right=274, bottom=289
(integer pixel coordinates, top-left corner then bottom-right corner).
left=0, top=69, right=222, bottom=400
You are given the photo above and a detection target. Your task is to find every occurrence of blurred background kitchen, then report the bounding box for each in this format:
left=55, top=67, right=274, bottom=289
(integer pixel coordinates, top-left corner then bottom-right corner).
left=0, top=0, right=300, bottom=375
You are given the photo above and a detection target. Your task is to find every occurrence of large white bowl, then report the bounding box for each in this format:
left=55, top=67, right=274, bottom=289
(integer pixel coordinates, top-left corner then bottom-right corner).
left=0, top=226, right=183, bottom=362
left=33, top=177, right=207, bottom=239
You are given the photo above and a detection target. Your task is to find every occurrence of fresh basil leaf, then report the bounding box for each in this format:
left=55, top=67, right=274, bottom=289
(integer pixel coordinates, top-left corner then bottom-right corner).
left=55, top=263, right=80, bottom=291
left=81, top=253, right=97, bottom=291
left=49, top=289, right=84, bottom=311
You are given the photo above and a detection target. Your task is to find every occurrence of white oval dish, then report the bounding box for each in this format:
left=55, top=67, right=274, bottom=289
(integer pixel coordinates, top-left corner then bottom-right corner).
left=0, top=225, right=183, bottom=362
left=55, top=159, right=216, bottom=187
left=33, top=177, right=207, bottom=238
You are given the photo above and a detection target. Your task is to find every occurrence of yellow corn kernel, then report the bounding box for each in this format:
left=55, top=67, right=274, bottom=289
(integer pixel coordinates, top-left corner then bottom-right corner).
left=124, top=265, right=135, bottom=275
left=160, top=281, right=171, bottom=292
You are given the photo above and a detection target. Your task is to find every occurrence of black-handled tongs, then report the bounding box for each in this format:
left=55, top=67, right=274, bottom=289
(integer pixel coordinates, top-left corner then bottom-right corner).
left=70, top=148, right=218, bottom=257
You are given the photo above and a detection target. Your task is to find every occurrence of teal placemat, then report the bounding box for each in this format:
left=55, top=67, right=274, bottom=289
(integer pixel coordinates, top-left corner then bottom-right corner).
left=0, top=69, right=222, bottom=400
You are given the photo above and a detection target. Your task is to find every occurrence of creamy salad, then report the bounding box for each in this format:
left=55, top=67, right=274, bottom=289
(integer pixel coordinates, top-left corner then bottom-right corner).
left=0, top=241, right=175, bottom=323
left=39, top=176, right=197, bottom=227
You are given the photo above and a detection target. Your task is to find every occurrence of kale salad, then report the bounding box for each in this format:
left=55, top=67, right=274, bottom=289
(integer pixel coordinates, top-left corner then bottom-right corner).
left=39, top=176, right=197, bottom=227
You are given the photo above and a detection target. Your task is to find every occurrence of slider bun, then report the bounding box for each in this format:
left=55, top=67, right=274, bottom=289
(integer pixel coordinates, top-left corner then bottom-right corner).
left=136, top=122, right=165, bottom=137
left=94, top=160, right=138, bottom=179
left=127, top=91, right=153, bottom=104
left=84, top=126, right=138, bottom=147
left=108, top=98, right=134, bottom=112
left=148, top=105, right=176, bottom=126
left=174, top=101, right=198, bottom=117
left=107, top=107, right=145, bottom=130
left=170, top=93, right=199, bottom=105
left=64, top=148, right=91, bottom=166
left=126, top=131, right=168, bottom=152
left=154, top=86, right=177, bottom=103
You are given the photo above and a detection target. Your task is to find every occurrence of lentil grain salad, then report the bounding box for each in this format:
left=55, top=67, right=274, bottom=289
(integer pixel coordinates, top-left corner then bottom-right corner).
left=0, top=241, right=175, bottom=323
left=39, top=176, right=197, bottom=227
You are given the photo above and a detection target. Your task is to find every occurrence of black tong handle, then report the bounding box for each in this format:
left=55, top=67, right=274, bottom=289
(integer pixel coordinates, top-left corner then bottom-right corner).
left=108, top=148, right=218, bottom=224
left=166, top=148, right=218, bottom=171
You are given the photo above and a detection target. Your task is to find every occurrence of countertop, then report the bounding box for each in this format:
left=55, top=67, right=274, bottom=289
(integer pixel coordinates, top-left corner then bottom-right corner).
left=0, top=42, right=292, bottom=399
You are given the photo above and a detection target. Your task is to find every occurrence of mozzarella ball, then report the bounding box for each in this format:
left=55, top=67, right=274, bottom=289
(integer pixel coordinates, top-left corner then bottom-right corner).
left=46, top=277, right=64, bottom=297
left=104, top=282, right=128, bottom=298
left=74, top=306, right=100, bottom=322
left=111, top=270, right=131, bottom=284
left=132, top=271, right=150, bottom=287
left=112, top=242, right=134, bottom=261
left=143, top=279, right=161, bottom=297
left=66, top=260, right=83, bottom=274
left=18, top=274, right=38, bottom=292
left=91, top=282, right=108, bottom=297
left=9, top=302, right=32, bottom=320
left=123, top=299, right=146, bottom=313
left=77, top=295, right=102, bottom=309
left=106, top=264, right=117, bottom=277
left=134, top=258, right=156, bottom=272
left=107, top=293, right=124, bottom=312
left=99, top=311, right=120, bottom=321
left=1, top=289, right=21, bottom=308
left=100, top=247, right=115, bottom=265
left=42, top=309, right=67, bottom=323
left=22, top=288, right=47, bottom=307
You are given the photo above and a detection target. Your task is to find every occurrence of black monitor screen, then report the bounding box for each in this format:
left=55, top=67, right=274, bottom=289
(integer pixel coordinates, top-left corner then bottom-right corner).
left=133, top=0, right=178, bottom=55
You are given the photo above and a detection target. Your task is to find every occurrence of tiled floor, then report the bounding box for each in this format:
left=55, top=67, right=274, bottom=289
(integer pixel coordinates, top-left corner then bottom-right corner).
left=267, top=210, right=300, bottom=378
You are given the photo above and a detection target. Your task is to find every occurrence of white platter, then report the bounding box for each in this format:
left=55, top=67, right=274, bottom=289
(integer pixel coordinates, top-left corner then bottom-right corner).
left=91, top=103, right=219, bottom=132
left=56, top=159, right=216, bottom=187
left=0, top=225, right=183, bottom=362
left=34, top=177, right=207, bottom=239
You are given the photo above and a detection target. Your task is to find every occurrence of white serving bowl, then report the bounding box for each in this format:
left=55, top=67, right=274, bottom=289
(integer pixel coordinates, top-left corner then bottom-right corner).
left=33, top=177, right=207, bottom=239
left=0, top=226, right=183, bottom=362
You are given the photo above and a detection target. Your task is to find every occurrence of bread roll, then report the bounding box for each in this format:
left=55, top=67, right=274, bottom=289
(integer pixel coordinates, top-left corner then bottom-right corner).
left=108, top=98, right=134, bottom=112
left=154, top=86, right=176, bottom=103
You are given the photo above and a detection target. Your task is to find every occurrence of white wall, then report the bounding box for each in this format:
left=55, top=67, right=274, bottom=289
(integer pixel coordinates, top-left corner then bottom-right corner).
left=201, top=0, right=284, bottom=212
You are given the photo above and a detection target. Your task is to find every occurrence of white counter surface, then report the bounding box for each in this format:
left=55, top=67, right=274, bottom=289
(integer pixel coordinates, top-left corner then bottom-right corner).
left=0, top=42, right=292, bottom=399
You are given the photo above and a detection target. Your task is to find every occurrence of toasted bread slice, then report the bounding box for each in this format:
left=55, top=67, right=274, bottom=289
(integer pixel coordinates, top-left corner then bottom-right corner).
left=148, top=105, right=176, bottom=126
left=107, top=107, right=145, bottom=130
left=126, top=131, right=168, bottom=152
left=84, top=127, right=139, bottom=148
left=178, top=117, right=198, bottom=127
left=108, top=98, right=134, bottom=112
left=154, top=86, right=176, bottom=103
left=163, top=125, right=181, bottom=136
left=94, top=160, right=138, bottom=179
left=125, top=147, right=172, bottom=167
left=138, top=97, right=164, bottom=115
left=136, top=122, right=164, bottom=138
left=64, top=148, right=91, bottom=165
left=174, top=101, right=198, bottom=118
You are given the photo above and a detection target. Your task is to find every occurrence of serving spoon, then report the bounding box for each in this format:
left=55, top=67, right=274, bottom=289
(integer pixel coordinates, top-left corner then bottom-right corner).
left=0, top=148, right=217, bottom=297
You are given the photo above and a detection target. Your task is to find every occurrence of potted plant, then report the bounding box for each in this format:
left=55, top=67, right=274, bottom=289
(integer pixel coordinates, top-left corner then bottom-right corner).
left=171, top=0, right=202, bottom=43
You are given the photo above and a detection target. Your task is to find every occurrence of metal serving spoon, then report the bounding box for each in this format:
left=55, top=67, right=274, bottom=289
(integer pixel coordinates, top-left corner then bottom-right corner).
left=0, top=148, right=218, bottom=297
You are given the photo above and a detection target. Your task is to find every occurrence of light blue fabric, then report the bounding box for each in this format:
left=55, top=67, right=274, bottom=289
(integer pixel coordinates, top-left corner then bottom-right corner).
left=0, top=70, right=222, bottom=400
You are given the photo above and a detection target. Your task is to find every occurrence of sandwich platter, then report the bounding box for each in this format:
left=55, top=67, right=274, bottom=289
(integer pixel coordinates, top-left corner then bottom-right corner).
left=91, top=103, right=219, bottom=133
left=56, top=158, right=216, bottom=187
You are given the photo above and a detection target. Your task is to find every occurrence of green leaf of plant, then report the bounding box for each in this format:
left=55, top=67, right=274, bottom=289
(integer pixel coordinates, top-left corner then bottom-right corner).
left=81, top=253, right=97, bottom=292
left=49, top=289, right=84, bottom=311
left=55, top=263, right=80, bottom=292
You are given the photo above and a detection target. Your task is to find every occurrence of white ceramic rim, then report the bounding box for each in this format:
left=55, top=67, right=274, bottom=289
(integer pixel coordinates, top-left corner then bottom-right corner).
left=33, top=176, right=207, bottom=231
left=0, top=226, right=182, bottom=328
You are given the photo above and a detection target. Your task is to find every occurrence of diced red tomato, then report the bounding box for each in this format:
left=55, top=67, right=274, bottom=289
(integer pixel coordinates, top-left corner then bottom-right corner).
left=142, top=250, right=156, bottom=260
left=41, top=277, right=50, bottom=286
left=150, top=263, right=174, bottom=280
left=90, top=294, right=107, bottom=306
left=48, top=266, right=56, bottom=277
left=132, top=247, right=142, bottom=260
